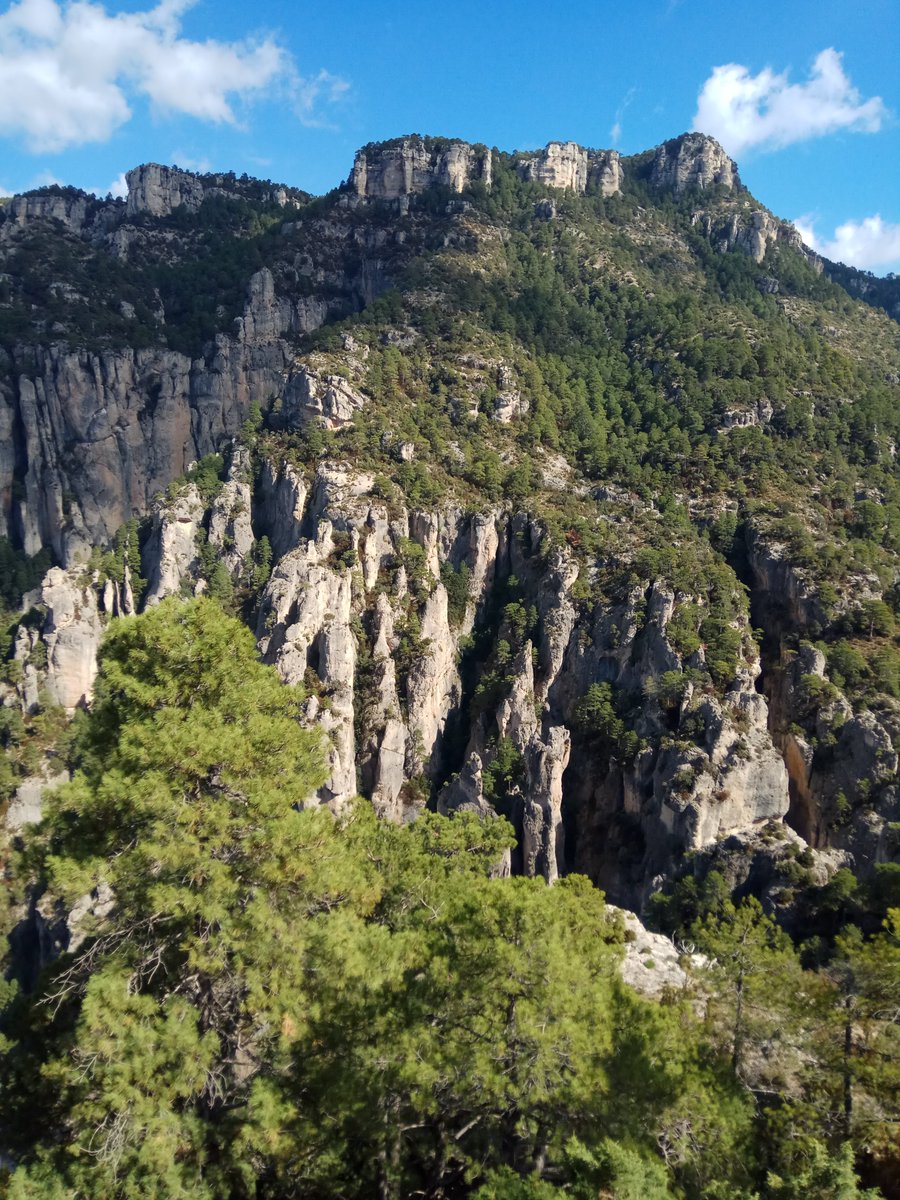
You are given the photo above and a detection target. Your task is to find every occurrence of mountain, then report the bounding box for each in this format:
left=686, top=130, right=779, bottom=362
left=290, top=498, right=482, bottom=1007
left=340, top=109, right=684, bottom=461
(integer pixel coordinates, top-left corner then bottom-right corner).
left=0, top=131, right=898, bottom=1195
left=2, top=129, right=898, bottom=897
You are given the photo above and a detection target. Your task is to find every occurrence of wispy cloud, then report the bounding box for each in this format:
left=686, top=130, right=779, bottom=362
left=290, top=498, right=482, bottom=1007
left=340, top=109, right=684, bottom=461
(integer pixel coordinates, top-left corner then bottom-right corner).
left=610, top=87, right=636, bottom=146
left=793, top=212, right=900, bottom=272
left=294, top=68, right=350, bottom=129
left=170, top=149, right=213, bottom=174
left=0, top=0, right=349, bottom=153
left=693, top=49, right=887, bottom=157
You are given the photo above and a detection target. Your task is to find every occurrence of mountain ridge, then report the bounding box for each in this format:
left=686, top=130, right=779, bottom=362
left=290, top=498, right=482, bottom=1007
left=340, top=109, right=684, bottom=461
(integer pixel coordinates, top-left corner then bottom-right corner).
left=1, top=123, right=897, bottom=912
left=1, top=124, right=899, bottom=1192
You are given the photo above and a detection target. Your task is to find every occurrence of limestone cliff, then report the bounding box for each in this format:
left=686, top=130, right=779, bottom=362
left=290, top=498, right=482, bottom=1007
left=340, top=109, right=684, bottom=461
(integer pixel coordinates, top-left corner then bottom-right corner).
left=650, top=132, right=739, bottom=196
left=515, top=143, right=622, bottom=197
left=14, top=450, right=797, bottom=906
left=0, top=191, right=93, bottom=241
left=350, top=137, right=492, bottom=200
left=692, top=206, right=822, bottom=268
left=125, top=164, right=305, bottom=219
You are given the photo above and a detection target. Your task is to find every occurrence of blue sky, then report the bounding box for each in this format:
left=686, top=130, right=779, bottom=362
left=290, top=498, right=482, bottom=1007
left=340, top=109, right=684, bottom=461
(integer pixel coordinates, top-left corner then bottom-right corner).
left=1, top=0, right=898, bottom=272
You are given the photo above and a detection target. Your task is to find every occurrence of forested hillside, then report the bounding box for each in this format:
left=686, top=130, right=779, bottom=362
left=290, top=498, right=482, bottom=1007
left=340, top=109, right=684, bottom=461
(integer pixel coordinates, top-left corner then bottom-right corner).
left=0, top=133, right=898, bottom=1197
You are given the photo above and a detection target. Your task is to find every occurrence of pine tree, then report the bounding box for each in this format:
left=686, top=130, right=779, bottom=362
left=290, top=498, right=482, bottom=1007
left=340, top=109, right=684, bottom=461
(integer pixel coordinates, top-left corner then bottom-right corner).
left=1, top=598, right=364, bottom=1199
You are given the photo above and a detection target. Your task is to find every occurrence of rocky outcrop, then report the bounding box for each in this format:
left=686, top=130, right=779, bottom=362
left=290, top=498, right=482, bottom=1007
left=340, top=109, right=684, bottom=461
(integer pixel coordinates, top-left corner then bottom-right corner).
left=0, top=269, right=334, bottom=562
left=124, top=165, right=301, bottom=219
left=650, top=133, right=738, bottom=196
left=143, top=485, right=205, bottom=604
left=515, top=143, right=622, bottom=196
left=693, top=208, right=818, bottom=266
left=5, top=443, right=801, bottom=899
left=350, top=138, right=492, bottom=200
left=281, top=365, right=367, bottom=429
left=612, top=907, right=692, bottom=997
left=655, top=687, right=788, bottom=852
left=257, top=524, right=358, bottom=806
left=208, top=450, right=255, bottom=578
left=747, top=527, right=830, bottom=633
left=5, top=768, right=69, bottom=832
left=719, top=398, right=773, bottom=430
left=0, top=190, right=91, bottom=240
left=258, top=459, right=309, bottom=560
left=765, top=641, right=900, bottom=871
left=548, top=576, right=790, bottom=903
left=34, top=567, right=103, bottom=710
left=522, top=725, right=571, bottom=882
left=7, top=565, right=106, bottom=714
left=587, top=149, right=624, bottom=198
left=126, top=164, right=206, bottom=218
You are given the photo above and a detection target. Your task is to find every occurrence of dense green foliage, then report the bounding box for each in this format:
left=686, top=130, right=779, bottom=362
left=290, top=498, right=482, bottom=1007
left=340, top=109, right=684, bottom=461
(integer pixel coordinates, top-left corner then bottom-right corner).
left=2, top=601, right=892, bottom=1198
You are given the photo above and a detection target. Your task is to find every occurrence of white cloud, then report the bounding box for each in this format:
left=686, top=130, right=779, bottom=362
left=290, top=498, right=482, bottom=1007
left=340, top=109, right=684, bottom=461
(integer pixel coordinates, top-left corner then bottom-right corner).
left=792, top=213, right=900, bottom=272
left=0, top=0, right=347, bottom=152
left=693, top=49, right=887, bottom=157
left=294, top=68, right=350, bottom=129
left=609, top=87, right=636, bottom=147
left=791, top=214, right=818, bottom=249
left=0, top=185, right=12, bottom=197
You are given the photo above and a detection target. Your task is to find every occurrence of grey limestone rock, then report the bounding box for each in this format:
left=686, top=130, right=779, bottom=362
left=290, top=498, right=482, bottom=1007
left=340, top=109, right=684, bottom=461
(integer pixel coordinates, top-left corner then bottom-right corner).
left=208, top=451, right=255, bottom=578
left=281, top=365, right=367, bottom=430
left=350, top=138, right=492, bottom=200
left=124, top=165, right=301, bottom=220
left=36, top=566, right=104, bottom=711
left=612, top=906, right=692, bottom=997
left=522, top=725, right=571, bottom=882
left=515, top=142, right=622, bottom=196
left=6, top=768, right=69, bottom=832
left=142, top=484, right=205, bottom=604
left=125, top=164, right=206, bottom=218
left=257, top=526, right=358, bottom=806
left=0, top=191, right=90, bottom=240
left=650, top=133, right=738, bottom=197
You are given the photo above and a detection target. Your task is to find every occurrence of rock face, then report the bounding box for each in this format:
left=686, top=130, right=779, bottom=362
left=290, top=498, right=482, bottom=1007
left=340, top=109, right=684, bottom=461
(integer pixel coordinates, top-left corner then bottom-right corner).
left=553, top=580, right=789, bottom=903
left=34, top=567, right=103, bottom=710
left=208, top=450, right=255, bottom=578
left=281, top=366, right=367, bottom=430
left=5, top=769, right=69, bottom=833
left=350, top=138, right=492, bottom=200
left=125, top=164, right=206, bottom=218
left=142, top=485, right=205, bottom=604
left=515, top=143, right=622, bottom=196
left=8, top=564, right=106, bottom=714
left=4, top=446, right=809, bottom=904
left=0, top=191, right=91, bottom=240
left=124, top=164, right=301, bottom=219
left=612, top=907, right=692, bottom=997
left=694, top=208, right=815, bottom=266
left=0, top=156, right=450, bottom=565
left=257, top=523, right=358, bottom=805
left=765, top=640, right=900, bottom=874
left=719, top=398, right=773, bottom=430
left=650, top=133, right=738, bottom=196
left=0, top=267, right=341, bottom=563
